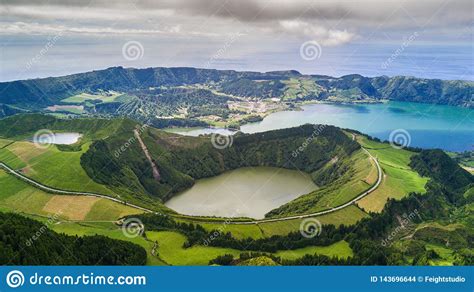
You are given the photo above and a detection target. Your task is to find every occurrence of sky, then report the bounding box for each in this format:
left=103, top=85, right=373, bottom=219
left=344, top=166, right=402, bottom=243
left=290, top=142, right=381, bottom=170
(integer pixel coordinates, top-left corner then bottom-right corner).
left=0, top=0, right=473, bottom=82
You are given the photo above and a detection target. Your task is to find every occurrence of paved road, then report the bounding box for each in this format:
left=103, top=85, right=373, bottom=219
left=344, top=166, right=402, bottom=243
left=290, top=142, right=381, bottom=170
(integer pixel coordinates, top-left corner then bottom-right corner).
left=0, top=146, right=382, bottom=225
left=0, top=162, right=153, bottom=214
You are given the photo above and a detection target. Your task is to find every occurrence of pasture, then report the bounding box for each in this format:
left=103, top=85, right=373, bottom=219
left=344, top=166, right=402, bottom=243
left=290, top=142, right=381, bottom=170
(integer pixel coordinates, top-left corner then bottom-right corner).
left=356, top=136, right=428, bottom=212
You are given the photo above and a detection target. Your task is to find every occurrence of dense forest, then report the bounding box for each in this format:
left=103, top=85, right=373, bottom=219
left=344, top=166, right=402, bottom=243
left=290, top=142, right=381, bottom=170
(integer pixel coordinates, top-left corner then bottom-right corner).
left=0, top=213, right=147, bottom=265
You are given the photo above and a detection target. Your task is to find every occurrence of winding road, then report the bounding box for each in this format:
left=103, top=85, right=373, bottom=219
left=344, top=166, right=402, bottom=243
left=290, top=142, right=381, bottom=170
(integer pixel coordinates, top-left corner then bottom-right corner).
left=0, top=146, right=382, bottom=225
left=0, top=162, right=153, bottom=214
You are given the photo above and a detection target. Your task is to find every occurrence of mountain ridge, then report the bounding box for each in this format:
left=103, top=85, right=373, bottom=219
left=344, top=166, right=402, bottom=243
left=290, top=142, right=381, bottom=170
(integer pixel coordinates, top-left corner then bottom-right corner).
left=0, top=67, right=472, bottom=127
left=1, top=66, right=472, bottom=104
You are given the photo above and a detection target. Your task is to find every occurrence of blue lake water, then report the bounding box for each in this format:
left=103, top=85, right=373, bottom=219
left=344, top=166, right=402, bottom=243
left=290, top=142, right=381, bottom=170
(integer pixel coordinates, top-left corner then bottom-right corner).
left=167, top=102, right=473, bottom=152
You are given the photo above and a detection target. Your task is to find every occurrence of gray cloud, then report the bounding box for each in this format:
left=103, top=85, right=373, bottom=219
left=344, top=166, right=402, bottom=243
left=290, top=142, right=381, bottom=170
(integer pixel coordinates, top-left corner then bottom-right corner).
left=0, top=22, right=220, bottom=37
left=2, top=0, right=472, bottom=26
left=0, top=0, right=472, bottom=48
left=277, top=20, right=355, bottom=46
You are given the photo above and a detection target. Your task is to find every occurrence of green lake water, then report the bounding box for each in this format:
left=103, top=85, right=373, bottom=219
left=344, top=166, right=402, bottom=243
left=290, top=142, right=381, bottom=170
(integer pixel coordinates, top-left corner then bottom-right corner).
left=164, top=167, right=318, bottom=219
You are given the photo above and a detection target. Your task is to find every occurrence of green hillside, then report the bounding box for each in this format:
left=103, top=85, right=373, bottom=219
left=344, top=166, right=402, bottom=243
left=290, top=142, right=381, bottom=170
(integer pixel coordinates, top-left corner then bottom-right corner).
left=0, top=67, right=471, bottom=127
left=81, top=121, right=360, bottom=206
left=0, top=113, right=472, bottom=266
left=0, top=114, right=365, bottom=217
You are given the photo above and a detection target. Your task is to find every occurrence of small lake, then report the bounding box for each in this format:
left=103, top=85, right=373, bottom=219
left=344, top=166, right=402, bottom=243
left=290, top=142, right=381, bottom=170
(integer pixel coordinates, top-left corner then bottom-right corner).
left=164, top=167, right=318, bottom=219
left=167, top=101, right=473, bottom=152
left=32, top=132, right=82, bottom=145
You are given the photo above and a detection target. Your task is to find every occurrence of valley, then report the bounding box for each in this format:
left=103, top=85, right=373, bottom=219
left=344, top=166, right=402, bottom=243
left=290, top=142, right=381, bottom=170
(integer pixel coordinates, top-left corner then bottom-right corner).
left=0, top=111, right=471, bottom=266
left=0, top=67, right=472, bottom=267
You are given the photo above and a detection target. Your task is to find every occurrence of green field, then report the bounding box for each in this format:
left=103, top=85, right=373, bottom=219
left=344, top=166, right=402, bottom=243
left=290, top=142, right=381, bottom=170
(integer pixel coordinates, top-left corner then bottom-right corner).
left=268, top=149, right=376, bottom=216
left=394, top=220, right=470, bottom=266
left=274, top=240, right=352, bottom=260
left=51, top=221, right=165, bottom=266
left=0, top=147, right=26, bottom=169
left=0, top=170, right=51, bottom=216
left=146, top=231, right=352, bottom=265
left=0, top=138, right=13, bottom=148
left=46, top=105, right=84, bottom=114
left=61, top=91, right=123, bottom=104
left=196, top=222, right=265, bottom=239
left=0, top=141, right=117, bottom=196
left=356, top=136, right=428, bottom=212
left=258, top=205, right=369, bottom=236
left=0, top=170, right=142, bottom=221
left=179, top=205, right=369, bottom=239
left=312, top=149, right=376, bottom=209
left=425, top=244, right=455, bottom=266
left=281, top=78, right=323, bottom=100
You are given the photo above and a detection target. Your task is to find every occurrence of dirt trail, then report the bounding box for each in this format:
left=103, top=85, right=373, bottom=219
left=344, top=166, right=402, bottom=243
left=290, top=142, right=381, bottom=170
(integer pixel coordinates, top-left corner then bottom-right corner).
left=134, top=129, right=160, bottom=181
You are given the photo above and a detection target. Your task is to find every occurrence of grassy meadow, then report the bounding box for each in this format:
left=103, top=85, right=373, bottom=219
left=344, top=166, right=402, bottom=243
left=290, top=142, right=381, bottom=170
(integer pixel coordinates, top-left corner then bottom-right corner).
left=50, top=221, right=165, bottom=266
left=146, top=231, right=352, bottom=265
left=61, top=91, right=123, bottom=104
left=356, top=136, right=428, bottom=212
left=0, top=140, right=118, bottom=196
left=267, top=149, right=377, bottom=216
left=0, top=169, right=142, bottom=221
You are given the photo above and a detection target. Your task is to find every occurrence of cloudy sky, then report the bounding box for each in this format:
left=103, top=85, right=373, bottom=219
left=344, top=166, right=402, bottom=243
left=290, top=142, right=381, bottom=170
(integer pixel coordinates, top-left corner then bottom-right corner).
left=0, top=0, right=472, bottom=81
